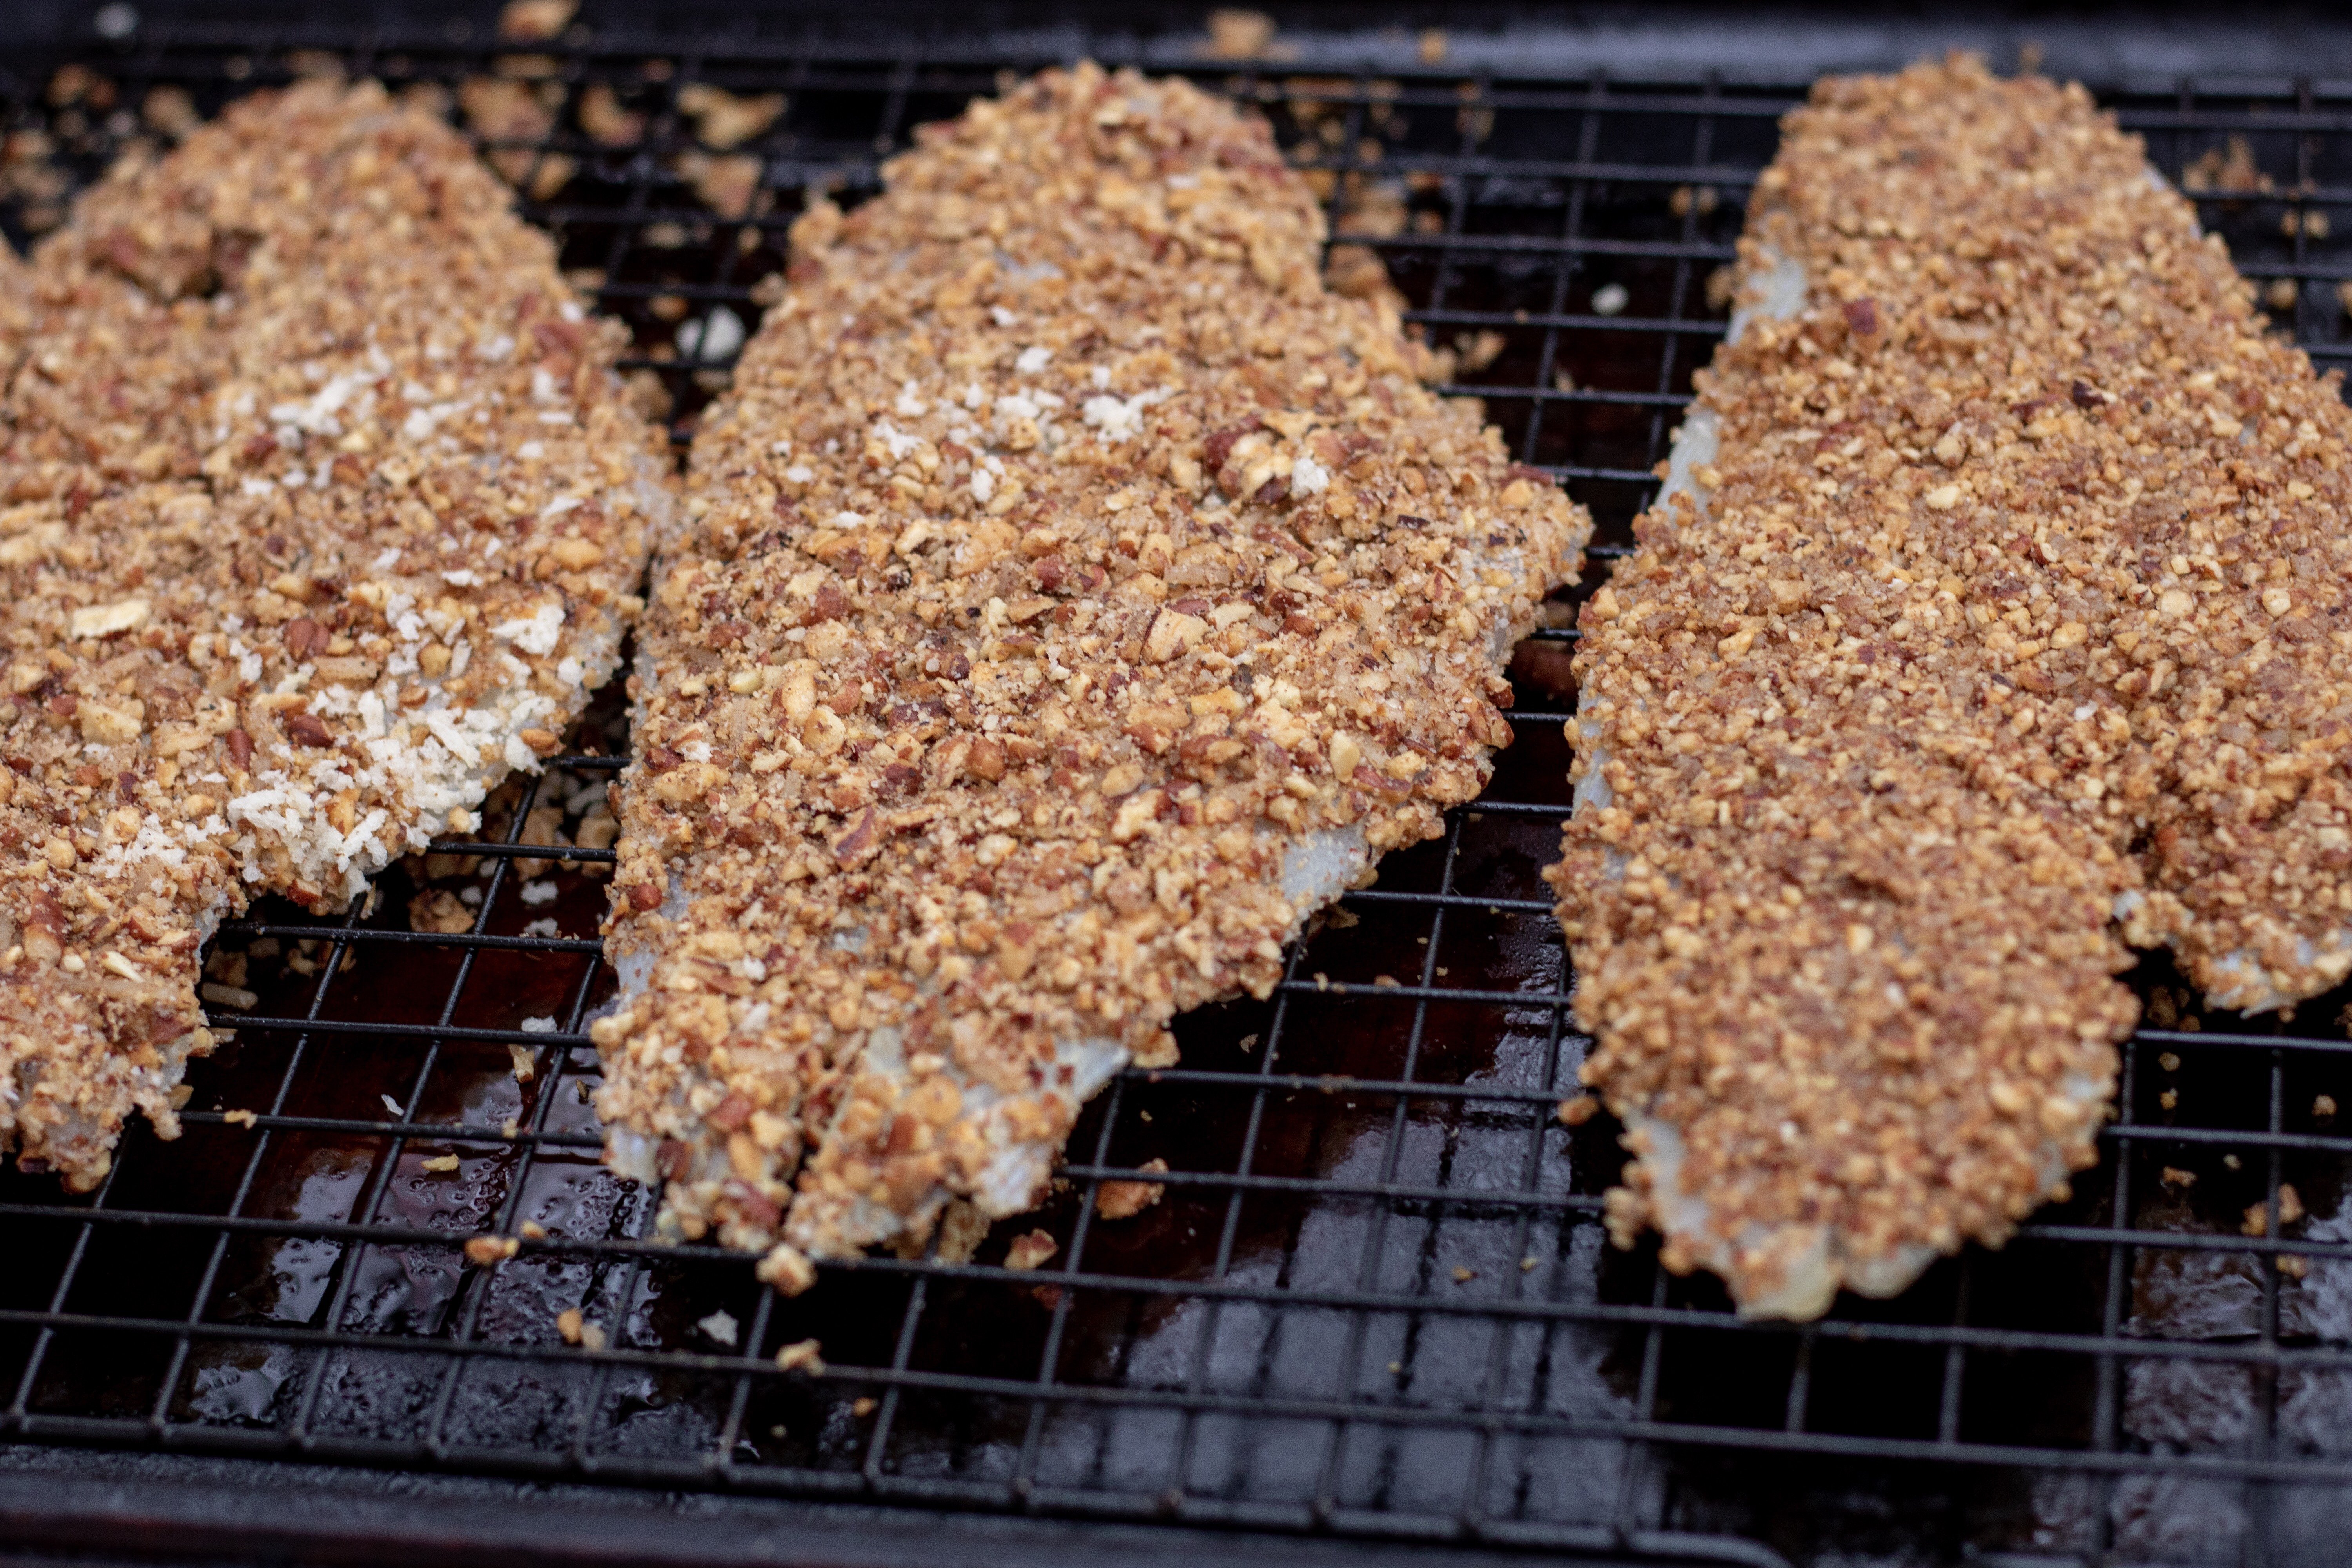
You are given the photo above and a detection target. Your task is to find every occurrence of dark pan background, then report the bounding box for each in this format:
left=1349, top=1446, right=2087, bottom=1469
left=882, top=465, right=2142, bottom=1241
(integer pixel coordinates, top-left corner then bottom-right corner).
left=7, top=5, right=2352, bottom=1566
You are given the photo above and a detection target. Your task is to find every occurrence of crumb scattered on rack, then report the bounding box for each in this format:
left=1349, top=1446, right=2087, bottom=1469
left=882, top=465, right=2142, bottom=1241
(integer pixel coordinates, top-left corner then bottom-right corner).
left=1095, top=1158, right=1169, bottom=1220
left=463, top=1234, right=518, bottom=1264
left=1004, top=1230, right=1059, bottom=1272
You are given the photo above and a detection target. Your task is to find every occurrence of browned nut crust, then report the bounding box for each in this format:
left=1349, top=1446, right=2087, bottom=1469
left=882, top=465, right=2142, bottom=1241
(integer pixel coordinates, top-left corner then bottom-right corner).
left=0, top=80, right=670, bottom=1192
left=595, top=63, right=1589, bottom=1265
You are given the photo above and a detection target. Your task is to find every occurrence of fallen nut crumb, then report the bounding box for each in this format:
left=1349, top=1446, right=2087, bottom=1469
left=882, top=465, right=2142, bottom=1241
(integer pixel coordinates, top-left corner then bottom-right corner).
left=774, top=1337, right=826, bottom=1375
left=1205, top=8, right=1277, bottom=60
left=497, top=0, right=575, bottom=43
left=1004, top=1229, right=1059, bottom=1271
left=413, top=891, right=479, bottom=942
left=463, top=1234, right=517, bottom=1265
left=1094, top=1157, right=1169, bottom=1220
left=755, top=1242, right=817, bottom=1296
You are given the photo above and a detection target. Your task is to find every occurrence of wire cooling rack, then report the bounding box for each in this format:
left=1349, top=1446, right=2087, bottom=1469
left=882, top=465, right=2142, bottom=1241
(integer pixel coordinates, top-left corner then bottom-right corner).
left=11, top=11, right=2352, bottom=1567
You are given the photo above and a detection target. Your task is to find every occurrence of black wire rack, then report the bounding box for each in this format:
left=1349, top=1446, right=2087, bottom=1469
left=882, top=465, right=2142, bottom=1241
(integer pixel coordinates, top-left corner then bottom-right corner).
left=12, top=10, right=2352, bottom=1567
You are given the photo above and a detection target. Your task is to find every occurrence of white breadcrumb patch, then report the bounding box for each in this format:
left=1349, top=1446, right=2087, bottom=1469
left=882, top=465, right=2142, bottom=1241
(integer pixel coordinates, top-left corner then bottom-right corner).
left=491, top=601, right=566, bottom=655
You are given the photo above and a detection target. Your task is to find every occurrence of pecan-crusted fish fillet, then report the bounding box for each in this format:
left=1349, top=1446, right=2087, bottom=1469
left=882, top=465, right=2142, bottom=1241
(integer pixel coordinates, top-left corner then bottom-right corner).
left=0, top=80, right=668, bottom=1189
left=1550, top=58, right=2180, bottom=1317
left=594, top=63, right=1588, bottom=1272
left=1557, top=56, right=2352, bottom=1318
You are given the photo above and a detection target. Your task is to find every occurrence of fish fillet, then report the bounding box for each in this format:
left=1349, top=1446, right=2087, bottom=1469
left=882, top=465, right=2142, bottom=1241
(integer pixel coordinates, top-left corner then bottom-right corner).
left=593, top=63, right=1588, bottom=1271
left=0, top=81, right=668, bottom=1189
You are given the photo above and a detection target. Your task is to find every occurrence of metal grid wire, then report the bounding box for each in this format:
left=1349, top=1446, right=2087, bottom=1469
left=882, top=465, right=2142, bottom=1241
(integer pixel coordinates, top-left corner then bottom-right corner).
left=8, top=16, right=2352, bottom=1567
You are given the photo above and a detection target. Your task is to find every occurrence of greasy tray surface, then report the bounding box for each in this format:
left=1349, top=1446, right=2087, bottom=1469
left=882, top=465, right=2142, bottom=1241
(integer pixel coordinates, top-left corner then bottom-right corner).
left=10, top=13, right=2352, bottom=1567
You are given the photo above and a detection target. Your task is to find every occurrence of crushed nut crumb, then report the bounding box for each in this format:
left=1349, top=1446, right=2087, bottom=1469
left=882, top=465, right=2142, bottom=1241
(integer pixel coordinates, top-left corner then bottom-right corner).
left=462, top=1233, right=517, bottom=1265
left=1004, top=1228, right=1059, bottom=1271
left=774, top=1336, right=825, bottom=1375
left=1094, top=1156, right=1169, bottom=1219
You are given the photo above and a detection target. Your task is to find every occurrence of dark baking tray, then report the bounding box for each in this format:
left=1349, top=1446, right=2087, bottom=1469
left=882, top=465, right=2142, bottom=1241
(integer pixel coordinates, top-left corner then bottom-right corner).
left=10, top=6, right=2352, bottom=1565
